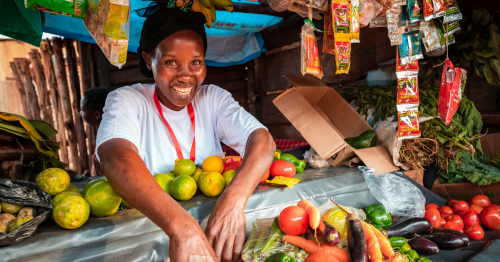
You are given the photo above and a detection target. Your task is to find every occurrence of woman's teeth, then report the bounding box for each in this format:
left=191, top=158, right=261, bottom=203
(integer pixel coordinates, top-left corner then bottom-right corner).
left=173, top=87, right=192, bottom=95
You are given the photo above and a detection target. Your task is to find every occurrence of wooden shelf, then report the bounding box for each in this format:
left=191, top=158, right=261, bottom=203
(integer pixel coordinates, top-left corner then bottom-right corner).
left=481, top=111, right=500, bottom=125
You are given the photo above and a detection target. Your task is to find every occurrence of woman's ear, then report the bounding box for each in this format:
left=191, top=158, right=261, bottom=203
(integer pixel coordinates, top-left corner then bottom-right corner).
left=95, top=111, right=102, bottom=120
left=142, top=51, right=152, bottom=70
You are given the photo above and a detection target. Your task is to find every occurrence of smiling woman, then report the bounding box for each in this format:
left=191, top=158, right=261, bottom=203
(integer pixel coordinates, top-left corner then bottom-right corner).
left=95, top=4, right=276, bottom=262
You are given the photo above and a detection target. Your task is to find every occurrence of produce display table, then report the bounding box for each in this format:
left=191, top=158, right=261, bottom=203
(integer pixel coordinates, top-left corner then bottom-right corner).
left=1, top=167, right=498, bottom=262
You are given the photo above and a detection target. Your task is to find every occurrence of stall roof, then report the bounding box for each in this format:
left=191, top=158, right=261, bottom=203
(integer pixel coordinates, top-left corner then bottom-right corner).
left=43, top=0, right=282, bottom=67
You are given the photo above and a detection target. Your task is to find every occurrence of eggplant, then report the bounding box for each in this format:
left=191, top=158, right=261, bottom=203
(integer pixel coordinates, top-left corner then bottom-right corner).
left=318, top=220, right=341, bottom=247
left=331, top=197, right=368, bottom=262
left=432, top=228, right=470, bottom=246
left=381, top=218, right=433, bottom=238
left=420, top=233, right=464, bottom=250
left=408, top=236, right=440, bottom=255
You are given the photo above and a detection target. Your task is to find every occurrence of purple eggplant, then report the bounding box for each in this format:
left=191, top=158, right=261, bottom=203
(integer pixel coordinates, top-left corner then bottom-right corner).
left=318, top=220, right=341, bottom=247
left=432, top=228, right=470, bottom=246
left=408, top=236, right=439, bottom=255
left=381, top=218, right=433, bottom=238
left=419, top=233, right=464, bottom=250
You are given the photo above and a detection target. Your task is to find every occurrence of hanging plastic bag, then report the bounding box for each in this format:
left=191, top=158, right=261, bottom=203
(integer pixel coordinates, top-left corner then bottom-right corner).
left=359, top=166, right=425, bottom=218
left=359, top=0, right=383, bottom=27
left=351, top=0, right=360, bottom=43
left=84, top=0, right=130, bottom=68
left=0, top=179, right=52, bottom=246
left=26, top=0, right=87, bottom=19
left=335, top=38, right=352, bottom=74
left=301, top=20, right=323, bottom=79
left=303, top=148, right=331, bottom=168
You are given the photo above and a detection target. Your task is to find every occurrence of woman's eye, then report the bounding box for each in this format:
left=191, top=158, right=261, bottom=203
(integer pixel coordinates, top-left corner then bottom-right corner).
left=165, top=60, right=177, bottom=66
left=192, top=60, right=202, bottom=66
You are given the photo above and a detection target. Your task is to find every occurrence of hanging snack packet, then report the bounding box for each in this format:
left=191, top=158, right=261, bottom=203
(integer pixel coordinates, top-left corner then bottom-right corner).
left=401, top=5, right=419, bottom=32
left=370, top=15, right=387, bottom=27
left=396, top=49, right=419, bottom=78
left=419, top=20, right=441, bottom=52
left=399, top=31, right=423, bottom=65
left=433, top=0, right=446, bottom=18
left=386, top=3, right=404, bottom=46
left=438, top=60, right=466, bottom=125
left=397, top=76, right=419, bottom=111
left=324, top=1, right=336, bottom=54
left=301, top=20, right=323, bottom=79
left=398, top=108, right=421, bottom=140
left=422, top=0, right=434, bottom=21
left=359, top=0, right=383, bottom=27
left=435, top=17, right=461, bottom=36
left=407, top=0, right=423, bottom=23
left=26, top=0, right=87, bottom=18
left=351, top=0, right=360, bottom=43
left=443, top=0, right=462, bottom=23
left=332, top=0, right=352, bottom=38
left=335, top=38, right=351, bottom=74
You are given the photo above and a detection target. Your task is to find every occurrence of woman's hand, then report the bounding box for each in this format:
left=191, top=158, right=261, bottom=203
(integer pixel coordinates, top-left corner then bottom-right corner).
left=169, top=220, right=217, bottom=262
left=205, top=192, right=246, bottom=262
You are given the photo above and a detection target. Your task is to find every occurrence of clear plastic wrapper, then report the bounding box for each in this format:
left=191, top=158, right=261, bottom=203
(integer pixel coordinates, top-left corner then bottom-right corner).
left=419, top=20, right=441, bottom=52
left=25, top=0, right=87, bottom=19
left=359, top=166, right=425, bottom=218
left=359, top=0, right=383, bottom=27
left=398, top=107, right=421, bottom=140
left=374, top=0, right=395, bottom=16
left=301, top=20, right=323, bottom=79
left=396, top=74, right=419, bottom=111
left=335, top=37, right=352, bottom=74
left=303, top=148, right=331, bottom=168
left=386, top=3, right=404, bottom=46
left=369, top=15, right=387, bottom=27
left=442, top=0, right=462, bottom=23
left=351, top=0, right=360, bottom=43
left=399, top=31, right=423, bottom=65
left=241, top=217, right=310, bottom=262
left=84, top=0, right=130, bottom=68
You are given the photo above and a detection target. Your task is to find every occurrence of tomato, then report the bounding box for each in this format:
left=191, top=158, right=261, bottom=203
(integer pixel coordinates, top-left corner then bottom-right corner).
left=259, top=171, right=269, bottom=183
left=480, top=208, right=500, bottom=230
left=469, top=195, right=491, bottom=208
left=453, top=201, right=469, bottom=213
left=440, top=217, right=446, bottom=227
left=439, top=206, right=454, bottom=217
left=462, top=211, right=481, bottom=227
left=269, top=160, right=296, bottom=178
left=426, top=204, right=439, bottom=210
left=444, top=215, right=464, bottom=229
left=456, top=210, right=468, bottom=218
left=485, top=204, right=500, bottom=213
left=424, top=208, right=442, bottom=228
left=469, top=204, right=484, bottom=215
left=443, top=222, right=464, bottom=233
left=279, top=206, right=309, bottom=236
left=465, top=225, right=484, bottom=241
left=447, top=199, right=459, bottom=208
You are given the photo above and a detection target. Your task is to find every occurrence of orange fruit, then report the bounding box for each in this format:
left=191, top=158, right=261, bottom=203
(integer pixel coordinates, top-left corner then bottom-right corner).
left=173, top=159, right=196, bottom=176
left=170, top=176, right=197, bottom=201
left=85, top=180, right=122, bottom=217
left=222, top=170, right=236, bottom=187
left=35, top=168, right=70, bottom=196
left=197, top=172, right=225, bottom=197
left=202, top=156, right=224, bottom=173
left=53, top=195, right=90, bottom=229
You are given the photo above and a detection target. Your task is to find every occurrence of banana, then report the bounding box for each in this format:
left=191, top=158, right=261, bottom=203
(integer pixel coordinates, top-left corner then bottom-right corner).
left=199, top=0, right=211, bottom=9
left=199, top=4, right=212, bottom=27
left=210, top=0, right=233, bottom=12
left=210, top=4, right=216, bottom=23
left=191, top=0, right=201, bottom=12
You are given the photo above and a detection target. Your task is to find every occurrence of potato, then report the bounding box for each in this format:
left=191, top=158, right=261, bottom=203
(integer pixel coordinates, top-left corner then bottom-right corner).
left=0, top=213, right=16, bottom=226
left=17, top=207, right=34, bottom=219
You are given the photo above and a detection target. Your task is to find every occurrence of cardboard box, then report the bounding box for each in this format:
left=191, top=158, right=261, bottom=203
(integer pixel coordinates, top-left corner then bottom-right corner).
left=273, top=74, right=399, bottom=173
left=404, top=169, right=424, bottom=186
left=431, top=133, right=500, bottom=204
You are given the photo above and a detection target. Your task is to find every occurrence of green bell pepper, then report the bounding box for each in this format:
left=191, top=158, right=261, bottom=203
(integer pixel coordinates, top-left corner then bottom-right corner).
left=264, top=252, right=296, bottom=262
left=399, top=243, right=412, bottom=254
left=280, top=154, right=306, bottom=173
left=274, top=149, right=282, bottom=161
left=365, top=204, right=392, bottom=230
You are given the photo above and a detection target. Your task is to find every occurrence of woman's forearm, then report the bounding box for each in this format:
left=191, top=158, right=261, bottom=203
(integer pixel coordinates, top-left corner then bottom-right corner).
left=98, top=138, right=198, bottom=237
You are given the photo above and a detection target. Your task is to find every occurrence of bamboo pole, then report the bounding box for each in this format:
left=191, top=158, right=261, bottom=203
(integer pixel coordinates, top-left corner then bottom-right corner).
left=14, top=58, right=41, bottom=120
left=52, top=37, right=81, bottom=173
left=64, top=38, right=89, bottom=172
left=10, top=62, right=29, bottom=117
left=29, top=49, right=54, bottom=126
left=40, top=40, right=68, bottom=164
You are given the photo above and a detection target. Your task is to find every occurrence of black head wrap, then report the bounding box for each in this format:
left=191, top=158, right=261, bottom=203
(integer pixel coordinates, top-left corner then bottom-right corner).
left=136, top=3, right=207, bottom=78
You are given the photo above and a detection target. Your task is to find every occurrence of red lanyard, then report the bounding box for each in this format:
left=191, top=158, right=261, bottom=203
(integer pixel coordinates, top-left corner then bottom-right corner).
left=154, top=90, right=196, bottom=162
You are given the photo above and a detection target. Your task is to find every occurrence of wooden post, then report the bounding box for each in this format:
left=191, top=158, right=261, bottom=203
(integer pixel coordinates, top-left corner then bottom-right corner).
left=14, top=58, right=41, bottom=120
left=247, top=60, right=257, bottom=116
left=64, top=38, right=89, bottom=172
left=52, top=37, right=81, bottom=173
left=40, top=40, right=68, bottom=164
left=29, top=49, right=54, bottom=126
left=95, top=48, right=110, bottom=88
left=9, top=62, right=30, bottom=118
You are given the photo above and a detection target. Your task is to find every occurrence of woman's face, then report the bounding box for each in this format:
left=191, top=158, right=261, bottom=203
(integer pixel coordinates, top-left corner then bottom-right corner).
left=142, top=30, right=206, bottom=111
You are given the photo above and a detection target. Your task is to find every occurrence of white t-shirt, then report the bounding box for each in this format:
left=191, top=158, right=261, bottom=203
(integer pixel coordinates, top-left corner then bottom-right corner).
left=96, top=83, right=266, bottom=175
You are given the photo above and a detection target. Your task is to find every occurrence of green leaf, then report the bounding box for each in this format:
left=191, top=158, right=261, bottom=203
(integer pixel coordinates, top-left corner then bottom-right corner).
left=480, top=9, right=490, bottom=26
left=472, top=10, right=482, bottom=25
left=473, top=49, right=496, bottom=59
left=29, top=120, right=58, bottom=140
left=484, top=63, right=499, bottom=85
left=490, top=59, right=500, bottom=77
left=490, top=33, right=500, bottom=51
left=463, top=52, right=472, bottom=60
left=457, top=42, right=470, bottom=50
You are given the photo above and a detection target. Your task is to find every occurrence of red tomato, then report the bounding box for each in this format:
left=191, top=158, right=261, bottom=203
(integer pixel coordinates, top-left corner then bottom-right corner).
left=269, top=160, right=296, bottom=178
left=443, top=222, right=464, bottom=233
left=440, top=217, right=446, bottom=227
left=465, top=225, right=484, bottom=241
left=480, top=208, right=500, bottom=230
left=278, top=206, right=309, bottom=236
left=426, top=204, right=439, bottom=210
left=485, top=204, right=500, bottom=213
left=456, top=210, right=468, bottom=218
left=453, top=201, right=469, bottom=213
left=470, top=195, right=491, bottom=208
left=462, top=211, right=481, bottom=227
left=259, top=171, right=269, bottom=183
left=439, top=206, right=454, bottom=217
left=469, top=204, right=484, bottom=215
left=445, top=215, right=464, bottom=229
left=424, top=208, right=442, bottom=228
left=447, top=199, right=459, bottom=208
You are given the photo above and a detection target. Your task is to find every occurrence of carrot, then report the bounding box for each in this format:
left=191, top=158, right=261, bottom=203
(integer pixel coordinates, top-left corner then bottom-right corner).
left=282, top=235, right=349, bottom=262
left=361, top=221, right=383, bottom=262
left=384, top=253, right=403, bottom=262
left=298, top=200, right=321, bottom=243
left=368, top=223, right=395, bottom=258
left=305, top=252, right=340, bottom=262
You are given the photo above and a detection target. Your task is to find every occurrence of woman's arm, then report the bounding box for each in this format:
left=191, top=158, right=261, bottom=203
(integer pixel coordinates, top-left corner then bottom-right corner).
left=98, top=138, right=217, bottom=262
left=205, top=128, right=276, bottom=262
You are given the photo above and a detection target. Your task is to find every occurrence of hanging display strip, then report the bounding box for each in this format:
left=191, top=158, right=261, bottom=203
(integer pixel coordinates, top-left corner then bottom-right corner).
left=396, top=49, right=421, bottom=140
left=301, top=20, right=323, bottom=79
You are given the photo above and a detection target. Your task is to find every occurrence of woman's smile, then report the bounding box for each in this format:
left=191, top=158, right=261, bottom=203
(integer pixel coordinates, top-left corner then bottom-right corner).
left=172, top=86, right=194, bottom=96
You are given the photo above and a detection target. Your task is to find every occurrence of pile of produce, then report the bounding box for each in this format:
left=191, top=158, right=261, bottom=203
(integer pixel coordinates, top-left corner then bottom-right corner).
left=0, top=203, right=34, bottom=234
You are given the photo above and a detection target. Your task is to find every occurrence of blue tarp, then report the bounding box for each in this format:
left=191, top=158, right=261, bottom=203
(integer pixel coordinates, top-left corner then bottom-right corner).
left=43, top=0, right=282, bottom=67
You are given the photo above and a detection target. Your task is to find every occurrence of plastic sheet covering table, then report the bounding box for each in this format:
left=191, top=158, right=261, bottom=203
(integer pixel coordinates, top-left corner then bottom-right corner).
left=0, top=167, right=498, bottom=262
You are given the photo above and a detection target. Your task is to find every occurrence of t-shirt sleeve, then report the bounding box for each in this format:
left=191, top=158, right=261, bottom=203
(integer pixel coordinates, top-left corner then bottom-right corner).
left=211, top=86, right=267, bottom=157
left=95, top=87, right=143, bottom=161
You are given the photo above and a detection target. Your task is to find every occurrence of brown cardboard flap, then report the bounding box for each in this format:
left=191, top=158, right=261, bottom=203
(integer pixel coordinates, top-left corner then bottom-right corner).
left=481, top=133, right=500, bottom=157
left=404, top=169, right=424, bottom=186
left=355, top=146, right=400, bottom=173
left=284, top=74, right=330, bottom=105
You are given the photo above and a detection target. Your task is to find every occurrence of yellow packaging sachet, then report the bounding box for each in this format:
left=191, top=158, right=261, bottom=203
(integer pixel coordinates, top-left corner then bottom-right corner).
left=266, top=176, right=301, bottom=188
